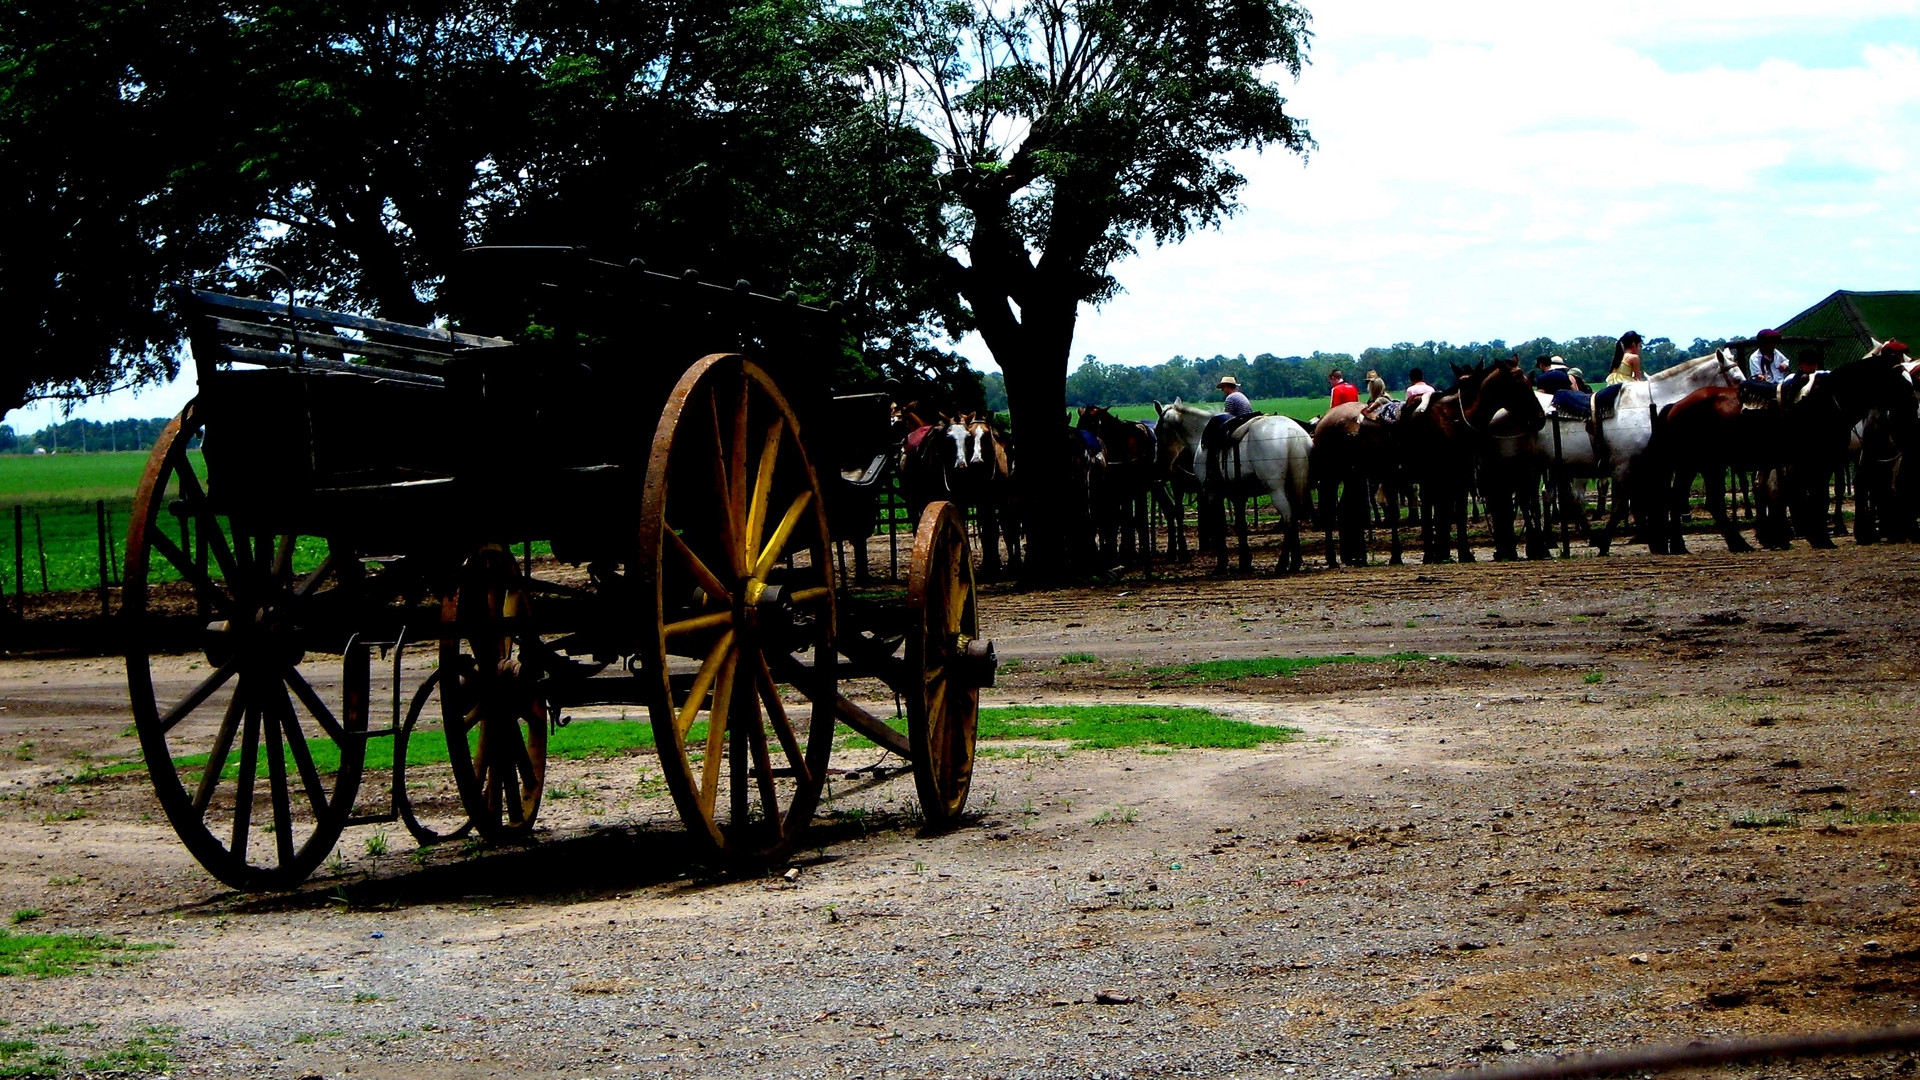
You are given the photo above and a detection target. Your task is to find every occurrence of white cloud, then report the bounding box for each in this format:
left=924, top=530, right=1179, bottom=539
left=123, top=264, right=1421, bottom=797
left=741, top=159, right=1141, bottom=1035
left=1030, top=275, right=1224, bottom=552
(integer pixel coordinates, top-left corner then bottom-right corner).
left=1044, top=8, right=1920, bottom=368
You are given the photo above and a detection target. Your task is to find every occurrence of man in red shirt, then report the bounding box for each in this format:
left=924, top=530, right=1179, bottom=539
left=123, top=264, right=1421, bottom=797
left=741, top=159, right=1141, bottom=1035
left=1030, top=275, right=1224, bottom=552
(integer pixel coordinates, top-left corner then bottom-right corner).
left=1327, top=368, right=1359, bottom=409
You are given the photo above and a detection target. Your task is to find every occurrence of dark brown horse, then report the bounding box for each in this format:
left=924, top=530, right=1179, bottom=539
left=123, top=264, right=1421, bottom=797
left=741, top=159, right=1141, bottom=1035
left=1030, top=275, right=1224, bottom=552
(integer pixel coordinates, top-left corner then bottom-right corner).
left=1393, top=361, right=1544, bottom=563
left=1075, top=405, right=1165, bottom=567
left=1655, top=386, right=1787, bottom=553
left=1310, top=402, right=1402, bottom=567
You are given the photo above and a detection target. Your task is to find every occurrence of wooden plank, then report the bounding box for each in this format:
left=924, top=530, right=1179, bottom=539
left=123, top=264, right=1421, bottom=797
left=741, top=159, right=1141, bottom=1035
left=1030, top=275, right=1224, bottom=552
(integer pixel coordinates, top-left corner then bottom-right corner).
left=184, top=288, right=511, bottom=349
left=207, top=316, right=451, bottom=372
left=207, top=344, right=447, bottom=387
left=832, top=694, right=912, bottom=759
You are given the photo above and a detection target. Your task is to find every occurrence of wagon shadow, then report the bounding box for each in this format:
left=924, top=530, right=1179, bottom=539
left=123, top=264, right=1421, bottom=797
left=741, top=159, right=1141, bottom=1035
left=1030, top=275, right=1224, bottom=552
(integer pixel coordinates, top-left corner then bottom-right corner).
left=195, top=811, right=951, bottom=915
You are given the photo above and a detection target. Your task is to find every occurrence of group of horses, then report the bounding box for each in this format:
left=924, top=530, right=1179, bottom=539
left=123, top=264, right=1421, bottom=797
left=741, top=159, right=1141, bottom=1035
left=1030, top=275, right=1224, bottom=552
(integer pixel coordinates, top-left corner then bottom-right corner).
left=889, top=340, right=1920, bottom=576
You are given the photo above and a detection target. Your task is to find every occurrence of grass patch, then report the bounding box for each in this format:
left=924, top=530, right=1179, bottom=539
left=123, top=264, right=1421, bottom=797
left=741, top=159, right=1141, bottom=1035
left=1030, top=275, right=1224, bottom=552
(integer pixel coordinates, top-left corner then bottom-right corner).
left=0, top=1035, right=63, bottom=1079
left=1826, top=808, right=1920, bottom=826
left=79, top=1027, right=175, bottom=1075
left=1106, top=396, right=1324, bottom=424
left=0, top=928, right=167, bottom=978
left=978, top=704, right=1294, bottom=750
left=1151, top=652, right=1436, bottom=684
left=1583, top=671, right=1606, bottom=684
left=121, top=717, right=675, bottom=784
left=1058, top=652, right=1099, bottom=665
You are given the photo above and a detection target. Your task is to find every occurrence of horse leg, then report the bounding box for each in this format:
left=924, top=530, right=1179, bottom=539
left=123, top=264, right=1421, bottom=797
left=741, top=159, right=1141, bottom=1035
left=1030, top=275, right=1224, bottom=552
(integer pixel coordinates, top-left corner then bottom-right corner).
left=1487, top=472, right=1519, bottom=562
left=1707, top=464, right=1748, bottom=553
left=1522, top=472, right=1549, bottom=561
left=1318, top=477, right=1339, bottom=568
left=1234, top=497, right=1253, bottom=573
left=1387, top=482, right=1403, bottom=566
left=1339, top=476, right=1368, bottom=566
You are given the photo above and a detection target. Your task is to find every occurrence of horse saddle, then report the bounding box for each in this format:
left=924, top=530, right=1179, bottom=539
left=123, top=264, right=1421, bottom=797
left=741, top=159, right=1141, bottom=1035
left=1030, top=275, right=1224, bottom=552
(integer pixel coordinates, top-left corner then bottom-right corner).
left=1591, top=382, right=1626, bottom=422
left=1201, top=412, right=1260, bottom=452
left=1737, top=380, right=1783, bottom=410
left=903, top=424, right=934, bottom=451
left=1549, top=389, right=1592, bottom=419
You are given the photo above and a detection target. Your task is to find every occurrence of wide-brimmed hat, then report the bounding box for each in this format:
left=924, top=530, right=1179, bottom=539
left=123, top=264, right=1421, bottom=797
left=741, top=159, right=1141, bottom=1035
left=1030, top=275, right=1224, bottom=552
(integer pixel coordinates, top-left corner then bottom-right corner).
left=1217, top=376, right=1240, bottom=389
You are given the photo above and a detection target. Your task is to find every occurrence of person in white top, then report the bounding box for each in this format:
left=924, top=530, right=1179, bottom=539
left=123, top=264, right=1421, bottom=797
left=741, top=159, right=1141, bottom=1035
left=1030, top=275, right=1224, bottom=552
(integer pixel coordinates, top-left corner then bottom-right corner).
left=1748, top=328, right=1790, bottom=382
left=1403, top=367, right=1435, bottom=399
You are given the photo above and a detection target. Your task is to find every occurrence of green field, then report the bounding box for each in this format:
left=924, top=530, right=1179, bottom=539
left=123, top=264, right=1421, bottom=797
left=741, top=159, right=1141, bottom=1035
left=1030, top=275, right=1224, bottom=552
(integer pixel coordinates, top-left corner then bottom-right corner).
left=0, top=450, right=157, bottom=506
left=1106, top=396, right=1325, bottom=423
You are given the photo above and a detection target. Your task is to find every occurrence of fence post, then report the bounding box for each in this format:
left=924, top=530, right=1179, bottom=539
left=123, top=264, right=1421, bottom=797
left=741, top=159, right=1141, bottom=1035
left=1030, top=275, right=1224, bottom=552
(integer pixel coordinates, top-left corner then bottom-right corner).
left=12, top=506, right=22, bottom=614
left=97, top=499, right=111, bottom=615
left=107, top=503, right=120, bottom=585
left=34, top=513, right=47, bottom=592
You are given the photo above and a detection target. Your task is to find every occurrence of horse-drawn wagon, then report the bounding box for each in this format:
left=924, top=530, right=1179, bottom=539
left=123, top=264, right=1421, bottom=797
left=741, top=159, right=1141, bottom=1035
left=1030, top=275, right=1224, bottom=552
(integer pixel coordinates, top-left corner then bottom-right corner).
left=123, top=248, right=995, bottom=890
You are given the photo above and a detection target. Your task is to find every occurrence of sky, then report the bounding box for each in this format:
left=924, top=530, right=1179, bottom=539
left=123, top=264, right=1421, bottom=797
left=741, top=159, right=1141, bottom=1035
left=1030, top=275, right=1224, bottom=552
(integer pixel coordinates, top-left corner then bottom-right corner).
left=9, top=0, right=1917, bottom=431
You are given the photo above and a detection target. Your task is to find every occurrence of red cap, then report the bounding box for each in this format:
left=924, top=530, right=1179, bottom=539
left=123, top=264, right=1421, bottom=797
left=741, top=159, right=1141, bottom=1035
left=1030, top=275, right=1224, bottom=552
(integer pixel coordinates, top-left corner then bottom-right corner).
left=1757, top=328, right=1782, bottom=340
left=1885, top=339, right=1910, bottom=355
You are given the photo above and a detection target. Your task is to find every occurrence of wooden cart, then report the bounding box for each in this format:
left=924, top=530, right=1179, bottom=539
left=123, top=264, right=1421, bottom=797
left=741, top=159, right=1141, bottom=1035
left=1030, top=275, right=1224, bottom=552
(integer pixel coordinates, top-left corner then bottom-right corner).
left=122, top=250, right=993, bottom=890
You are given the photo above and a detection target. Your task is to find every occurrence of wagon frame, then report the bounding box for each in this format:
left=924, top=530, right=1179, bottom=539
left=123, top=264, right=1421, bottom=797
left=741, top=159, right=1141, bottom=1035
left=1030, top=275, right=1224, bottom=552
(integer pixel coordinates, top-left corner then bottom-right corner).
left=122, top=249, right=994, bottom=890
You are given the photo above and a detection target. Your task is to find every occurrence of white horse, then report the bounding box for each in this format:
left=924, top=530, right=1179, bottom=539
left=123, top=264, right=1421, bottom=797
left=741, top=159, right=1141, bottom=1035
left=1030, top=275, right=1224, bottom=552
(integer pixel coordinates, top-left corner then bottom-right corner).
left=1154, top=400, right=1313, bottom=573
left=1490, top=347, right=1747, bottom=553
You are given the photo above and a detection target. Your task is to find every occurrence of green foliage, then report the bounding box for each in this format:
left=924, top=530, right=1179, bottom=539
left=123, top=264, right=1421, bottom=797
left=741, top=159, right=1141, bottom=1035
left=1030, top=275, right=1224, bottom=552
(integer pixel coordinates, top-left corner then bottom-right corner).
left=1152, top=651, right=1436, bottom=683
left=79, top=1027, right=175, bottom=1075
left=977, top=704, right=1295, bottom=750
left=1057, top=652, right=1100, bottom=665
left=0, top=1035, right=63, bottom=1080
left=0, top=928, right=166, bottom=978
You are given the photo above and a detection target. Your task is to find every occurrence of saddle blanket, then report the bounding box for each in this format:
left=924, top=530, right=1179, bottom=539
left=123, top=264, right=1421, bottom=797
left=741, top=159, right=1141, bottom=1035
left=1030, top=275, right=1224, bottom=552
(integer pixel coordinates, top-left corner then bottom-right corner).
left=1550, top=389, right=1592, bottom=419
left=1592, top=383, right=1626, bottom=422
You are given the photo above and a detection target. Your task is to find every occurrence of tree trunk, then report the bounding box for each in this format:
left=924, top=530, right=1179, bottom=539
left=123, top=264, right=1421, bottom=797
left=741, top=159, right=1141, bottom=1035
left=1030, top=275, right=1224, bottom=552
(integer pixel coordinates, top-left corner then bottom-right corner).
left=993, top=301, right=1077, bottom=584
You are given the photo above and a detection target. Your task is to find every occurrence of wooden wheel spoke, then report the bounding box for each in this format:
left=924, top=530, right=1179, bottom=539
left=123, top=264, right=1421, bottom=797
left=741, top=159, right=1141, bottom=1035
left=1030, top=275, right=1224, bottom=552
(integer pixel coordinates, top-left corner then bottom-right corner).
left=158, top=659, right=240, bottom=735
left=171, top=457, right=243, bottom=586
left=698, top=650, right=740, bottom=815
left=752, top=653, right=811, bottom=786
left=271, top=680, right=331, bottom=822
left=262, top=688, right=297, bottom=868
left=742, top=673, right=780, bottom=826
left=666, top=528, right=733, bottom=608
left=293, top=553, right=338, bottom=599
left=677, top=630, right=737, bottom=736
left=664, top=610, right=732, bottom=640
left=145, top=530, right=233, bottom=616
left=283, top=667, right=348, bottom=743
left=729, top=373, right=751, bottom=567
left=746, top=418, right=784, bottom=555
left=192, top=678, right=249, bottom=814
left=753, top=491, right=815, bottom=580
left=273, top=534, right=298, bottom=579
left=708, top=395, right=747, bottom=577
left=230, top=700, right=262, bottom=861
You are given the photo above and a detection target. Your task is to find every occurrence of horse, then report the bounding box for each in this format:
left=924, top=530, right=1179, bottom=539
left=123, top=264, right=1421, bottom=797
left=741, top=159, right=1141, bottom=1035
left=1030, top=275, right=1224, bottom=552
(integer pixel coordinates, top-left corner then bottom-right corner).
left=1390, top=361, right=1544, bottom=563
left=1854, top=351, right=1920, bottom=544
left=1309, top=402, right=1403, bottom=567
left=898, top=414, right=968, bottom=530
left=1653, top=385, right=1789, bottom=553
left=1489, top=347, right=1746, bottom=555
left=1779, top=355, right=1920, bottom=548
left=954, top=413, right=1020, bottom=575
left=1075, top=405, right=1164, bottom=567
left=1153, top=400, right=1311, bottom=574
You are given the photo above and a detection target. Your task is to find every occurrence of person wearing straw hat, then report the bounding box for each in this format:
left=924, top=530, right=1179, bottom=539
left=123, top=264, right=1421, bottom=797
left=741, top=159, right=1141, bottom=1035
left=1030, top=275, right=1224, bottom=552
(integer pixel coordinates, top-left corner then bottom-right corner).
left=1218, top=375, right=1254, bottom=418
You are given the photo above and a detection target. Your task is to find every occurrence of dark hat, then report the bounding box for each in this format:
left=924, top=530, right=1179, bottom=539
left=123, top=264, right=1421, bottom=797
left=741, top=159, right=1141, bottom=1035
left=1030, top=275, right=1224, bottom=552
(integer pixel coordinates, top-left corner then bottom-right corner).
left=1757, top=328, right=1782, bottom=341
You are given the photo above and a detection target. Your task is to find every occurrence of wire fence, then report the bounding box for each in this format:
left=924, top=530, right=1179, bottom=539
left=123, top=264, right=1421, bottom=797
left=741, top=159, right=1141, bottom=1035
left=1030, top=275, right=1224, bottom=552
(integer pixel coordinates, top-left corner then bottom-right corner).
left=2, top=499, right=132, bottom=616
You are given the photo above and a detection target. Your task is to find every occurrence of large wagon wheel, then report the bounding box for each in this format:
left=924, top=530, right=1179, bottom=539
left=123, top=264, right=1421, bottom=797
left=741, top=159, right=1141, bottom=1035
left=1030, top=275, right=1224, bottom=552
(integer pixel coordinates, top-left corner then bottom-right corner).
left=906, top=501, right=984, bottom=827
left=639, top=354, right=837, bottom=860
left=124, top=403, right=369, bottom=891
left=438, top=546, right=549, bottom=844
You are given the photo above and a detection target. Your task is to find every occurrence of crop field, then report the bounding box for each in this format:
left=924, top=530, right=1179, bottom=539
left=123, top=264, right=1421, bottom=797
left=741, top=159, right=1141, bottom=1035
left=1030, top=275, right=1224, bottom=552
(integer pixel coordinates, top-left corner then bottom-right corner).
left=0, top=451, right=209, bottom=596
left=1105, top=395, right=1325, bottom=423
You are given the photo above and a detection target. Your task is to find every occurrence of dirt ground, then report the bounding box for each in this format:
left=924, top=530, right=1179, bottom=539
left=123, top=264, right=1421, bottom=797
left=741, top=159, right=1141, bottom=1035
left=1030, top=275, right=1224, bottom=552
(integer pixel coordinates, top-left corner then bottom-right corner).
left=3, top=531, right=1920, bottom=1080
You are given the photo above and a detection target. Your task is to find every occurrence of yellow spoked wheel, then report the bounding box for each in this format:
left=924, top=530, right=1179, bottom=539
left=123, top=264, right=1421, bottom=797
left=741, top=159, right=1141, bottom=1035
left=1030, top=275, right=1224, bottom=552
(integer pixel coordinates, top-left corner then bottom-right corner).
left=439, top=546, right=549, bottom=843
left=906, top=501, right=983, bottom=827
left=639, top=354, right=836, bottom=860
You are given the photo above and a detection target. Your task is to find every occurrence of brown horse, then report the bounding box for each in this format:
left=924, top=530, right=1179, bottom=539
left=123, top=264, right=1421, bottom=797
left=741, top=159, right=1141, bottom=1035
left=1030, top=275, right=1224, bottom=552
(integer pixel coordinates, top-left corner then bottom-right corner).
left=1655, top=386, right=1787, bottom=553
left=1393, top=360, right=1544, bottom=563
left=1310, top=402, right=1402, bottom=567
left=1075, top=405, right=1165, bottom=566
left=955, top=414, right=1021, bottom=576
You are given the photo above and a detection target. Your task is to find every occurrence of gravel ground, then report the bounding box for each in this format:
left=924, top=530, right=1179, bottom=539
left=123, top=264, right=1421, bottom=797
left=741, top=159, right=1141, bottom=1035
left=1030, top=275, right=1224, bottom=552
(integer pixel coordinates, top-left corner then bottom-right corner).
left=3, top=537, right=1919, bottom=1080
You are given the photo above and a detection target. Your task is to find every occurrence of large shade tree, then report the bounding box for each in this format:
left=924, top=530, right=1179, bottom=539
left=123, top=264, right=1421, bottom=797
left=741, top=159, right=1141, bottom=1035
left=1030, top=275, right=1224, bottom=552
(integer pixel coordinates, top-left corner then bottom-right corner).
left=0, top=0, right=973, bottom=420
left=855, top=0, right=1315, bottom=577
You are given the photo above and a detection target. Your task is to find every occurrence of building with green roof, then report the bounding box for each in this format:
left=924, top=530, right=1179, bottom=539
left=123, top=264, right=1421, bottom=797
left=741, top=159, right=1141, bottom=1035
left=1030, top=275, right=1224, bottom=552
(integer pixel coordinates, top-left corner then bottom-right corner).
left=1775, top=290, right=1920, bottom=366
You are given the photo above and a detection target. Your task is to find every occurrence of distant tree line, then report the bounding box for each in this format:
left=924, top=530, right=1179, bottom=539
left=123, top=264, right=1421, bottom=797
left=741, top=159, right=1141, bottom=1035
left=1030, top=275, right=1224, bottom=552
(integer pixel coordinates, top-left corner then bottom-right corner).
left=979, top=334, right=1732, bottom=410
left=0, top=417, right=172, bottom=454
